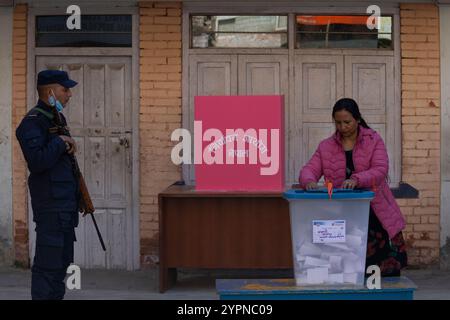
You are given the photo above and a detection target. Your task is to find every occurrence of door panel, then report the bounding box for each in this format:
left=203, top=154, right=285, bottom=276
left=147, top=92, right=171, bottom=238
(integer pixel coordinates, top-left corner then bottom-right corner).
left=370, top=123, right=387, bottom=145
left=238, top=55, right=288, bottom=96
left=85, top=64, right=106, bottom=127
left=296, top=55, right=344, bottom=116
left=302, top=123, right=335, bottom=166
left=238, top=55, right=289, bottom=182
left=345, top=55, right=395, bottom=180
left=33, top=56, right=133, bottom=269
left=189, top=55, right=238, bottom=97
left=107, top=64, right=127, bottom=128
left=109, top=137, right=127, bottom=199
left=86, top=137, right=106, bottom=199
left=188, top=55, right=238, bottom=184
left=65, top=65, right=84, bottom=128
left=85, top=208, right=107, bottom=267
left=294, top=55, right=344, bottom=180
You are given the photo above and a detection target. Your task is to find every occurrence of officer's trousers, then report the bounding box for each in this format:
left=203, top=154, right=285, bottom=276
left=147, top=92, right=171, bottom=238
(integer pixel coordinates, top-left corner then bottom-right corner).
left=31, top=212, right=77, bottom=300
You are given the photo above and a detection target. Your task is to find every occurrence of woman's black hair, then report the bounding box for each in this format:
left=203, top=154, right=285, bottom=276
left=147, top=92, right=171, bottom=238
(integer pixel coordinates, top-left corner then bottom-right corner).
left=332, top=98, right=370, bottom=129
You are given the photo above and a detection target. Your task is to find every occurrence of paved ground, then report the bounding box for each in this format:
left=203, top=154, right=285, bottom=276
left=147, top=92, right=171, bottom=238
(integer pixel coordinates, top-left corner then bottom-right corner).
left=0, top=266, right=449, bottom=300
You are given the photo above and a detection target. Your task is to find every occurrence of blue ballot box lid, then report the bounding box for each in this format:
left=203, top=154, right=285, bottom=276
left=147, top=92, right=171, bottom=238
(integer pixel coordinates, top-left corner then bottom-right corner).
left=284, top=189, right=374, bottom=200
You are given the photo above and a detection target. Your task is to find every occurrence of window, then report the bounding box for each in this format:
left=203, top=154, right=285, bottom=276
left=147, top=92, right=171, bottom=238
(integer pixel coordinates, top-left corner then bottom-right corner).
left=296, top=15, right=392, bottom=49
left=36, top=15, right=132, bottom=47
left=275, top=16, right=288, bottom=31
left=191, top=15, right=288, bottom=48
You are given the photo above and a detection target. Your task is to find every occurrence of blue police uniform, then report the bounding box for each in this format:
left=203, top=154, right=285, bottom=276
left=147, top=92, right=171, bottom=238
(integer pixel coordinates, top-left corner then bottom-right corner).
left=15, top=70, right=79, bottom=300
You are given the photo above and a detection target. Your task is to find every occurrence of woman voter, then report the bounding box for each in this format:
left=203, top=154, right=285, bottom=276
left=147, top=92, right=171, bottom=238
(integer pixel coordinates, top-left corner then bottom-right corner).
left=298, top=97, right=407, bottom=276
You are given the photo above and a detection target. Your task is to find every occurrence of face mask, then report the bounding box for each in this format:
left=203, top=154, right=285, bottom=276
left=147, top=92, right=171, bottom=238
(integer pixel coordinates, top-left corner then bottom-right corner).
left=48, top=92, right=64, bottom=112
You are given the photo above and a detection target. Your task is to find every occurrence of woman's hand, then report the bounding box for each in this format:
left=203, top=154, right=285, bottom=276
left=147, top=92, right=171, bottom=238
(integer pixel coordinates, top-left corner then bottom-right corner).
left=305, top=182, right=319, bottom=190
left=342, top=179, right=357, bottom=189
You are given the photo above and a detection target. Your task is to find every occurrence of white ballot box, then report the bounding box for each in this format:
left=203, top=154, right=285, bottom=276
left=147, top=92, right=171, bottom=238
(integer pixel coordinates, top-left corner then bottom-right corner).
left=284, top=189, right=374, bottom=287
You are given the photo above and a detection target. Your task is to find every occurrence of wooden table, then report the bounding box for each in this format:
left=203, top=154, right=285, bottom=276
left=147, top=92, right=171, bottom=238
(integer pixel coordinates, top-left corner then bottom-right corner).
left=158, top=185, right=292, bottom=292
left=216, top=277, right=417, bottom=300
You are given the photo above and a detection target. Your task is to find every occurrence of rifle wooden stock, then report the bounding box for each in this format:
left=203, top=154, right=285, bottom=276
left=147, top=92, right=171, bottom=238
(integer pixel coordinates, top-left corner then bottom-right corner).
left=78, top=172, right=95, bottom=214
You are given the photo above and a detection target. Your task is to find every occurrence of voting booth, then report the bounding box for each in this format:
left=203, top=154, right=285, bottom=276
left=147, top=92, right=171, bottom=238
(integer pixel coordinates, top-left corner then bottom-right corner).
left=284, top=189, right=374, bottom=287
left=194, top=95, right=284, bottom=191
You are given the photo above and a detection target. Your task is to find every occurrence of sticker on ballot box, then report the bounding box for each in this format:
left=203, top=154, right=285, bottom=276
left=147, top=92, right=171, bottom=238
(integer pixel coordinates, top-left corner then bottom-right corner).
left=312, top=220, right=346, bottom=243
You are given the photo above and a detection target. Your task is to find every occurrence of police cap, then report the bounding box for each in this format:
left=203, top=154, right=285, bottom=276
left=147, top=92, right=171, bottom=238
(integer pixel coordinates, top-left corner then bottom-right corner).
left=37, top=70, right=78, bottom=88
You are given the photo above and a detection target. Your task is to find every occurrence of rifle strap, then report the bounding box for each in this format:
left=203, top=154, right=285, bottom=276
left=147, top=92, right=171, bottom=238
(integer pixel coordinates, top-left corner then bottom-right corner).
left=34, top=107, right=54, bottom=120
left=34, top=107, right=70, bottom=135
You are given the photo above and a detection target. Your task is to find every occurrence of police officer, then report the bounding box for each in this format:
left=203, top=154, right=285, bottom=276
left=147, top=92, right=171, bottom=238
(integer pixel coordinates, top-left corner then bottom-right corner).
left=16, top=70, right=79, bottom=300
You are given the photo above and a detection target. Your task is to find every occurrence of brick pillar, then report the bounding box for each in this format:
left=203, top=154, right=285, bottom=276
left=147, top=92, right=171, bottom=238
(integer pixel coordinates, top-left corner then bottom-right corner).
left=399, top=3, right=440, bottom=266
left=139, top=2, right=182, bottom=267
left=12, top=4, right=29, bottom=268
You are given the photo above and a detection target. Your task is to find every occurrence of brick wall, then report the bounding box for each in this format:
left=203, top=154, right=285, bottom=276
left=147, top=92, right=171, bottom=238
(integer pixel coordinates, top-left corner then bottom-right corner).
left=399, top=4, right=440, bottom=266
left=12, top=4, right=29, bottom=267
left=139, top=1, right=182, bottom=267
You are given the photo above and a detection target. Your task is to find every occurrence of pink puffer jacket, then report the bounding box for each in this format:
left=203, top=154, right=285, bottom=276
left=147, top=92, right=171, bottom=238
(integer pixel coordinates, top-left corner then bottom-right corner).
left=299, top=126, right=406, bottom=239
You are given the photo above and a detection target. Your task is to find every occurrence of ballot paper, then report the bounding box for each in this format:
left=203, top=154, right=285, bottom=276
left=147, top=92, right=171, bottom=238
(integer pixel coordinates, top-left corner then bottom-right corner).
left=346, top=234, right=363, bottom=249
left=343, top=259, right=358, bottom=273
left=306, top=267, right=329, bottom=284
left=299, top=243, right=322, bottom=256
left=350, top=227, right=365, bottom=238
left=295, top=254, right=306, bottom=262
left=304, top=256, right=331, bottom=268
left=313, top=220, right=346, bottom=243
left=322, top=243, right=352, bottom=251
left=294, top=220, right=368, bottom=285
left=328, top=273, right=344, bottom=284
left=320, top=252, right=333, bottom=260
left=329, top=255, right=343, bottom=273
left=343, top=273, right=359, bottom=284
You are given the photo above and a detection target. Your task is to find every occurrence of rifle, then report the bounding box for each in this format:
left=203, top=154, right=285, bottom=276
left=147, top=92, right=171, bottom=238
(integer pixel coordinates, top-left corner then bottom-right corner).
left=51, top=108, right=107, bottom=252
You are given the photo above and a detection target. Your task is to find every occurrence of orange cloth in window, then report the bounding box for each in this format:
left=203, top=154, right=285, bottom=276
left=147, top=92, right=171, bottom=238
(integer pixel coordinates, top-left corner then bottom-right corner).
left=297, top=16, right=369, bottom=26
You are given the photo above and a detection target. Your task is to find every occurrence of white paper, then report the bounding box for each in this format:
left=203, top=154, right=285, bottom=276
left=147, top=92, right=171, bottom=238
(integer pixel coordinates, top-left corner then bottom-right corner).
left=343, top=259, right=357, bottom=273
left=344, top=252, right=360, bottom=261
left=320, top=252, right=332, bottom=260
left=329, top=255, right=343, bottom=272
left=353, top=260, right=365, bottom=272
left=306, top=267, right=329, bottom=284
left=350, top=227, right=365, bottom=238
left=304, top=256, right=331, bottom=268
left=323, top=243, right=352, bottom=251
left=296, top=254, right=306, bottom=262
left=346, top=234, right=363, bottom=249
left=343, top=273, right=359, bottom=284
left=313, top=220, right=346, bottom=243
left=299, top=243, right=322, bottom=256
left=328, top=273, right=344, bottom=284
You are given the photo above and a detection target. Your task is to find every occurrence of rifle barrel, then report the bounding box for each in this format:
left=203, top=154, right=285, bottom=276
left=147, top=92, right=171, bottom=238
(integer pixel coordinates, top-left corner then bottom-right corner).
left=90, top=213, right=107, bottom=251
